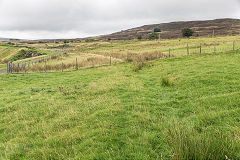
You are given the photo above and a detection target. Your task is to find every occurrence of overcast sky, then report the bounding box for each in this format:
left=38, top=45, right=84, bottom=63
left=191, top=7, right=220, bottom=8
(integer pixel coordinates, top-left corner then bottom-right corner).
left=0, top=0, right=239, bottom=40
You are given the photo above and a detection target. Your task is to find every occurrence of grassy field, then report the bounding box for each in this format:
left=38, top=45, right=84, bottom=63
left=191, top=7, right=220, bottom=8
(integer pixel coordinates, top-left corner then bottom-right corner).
left=1, top=50, right=240, bottom=159
left=5, top=35, right=240, bottom=73
left=71, top=35, right=240, bottom=59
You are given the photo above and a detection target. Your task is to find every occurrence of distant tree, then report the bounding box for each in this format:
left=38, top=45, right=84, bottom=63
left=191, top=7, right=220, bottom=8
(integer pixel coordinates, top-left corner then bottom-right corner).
left=149, top=32, right=158, bottom=40
left=137, top=35, right=142, bottom=40
left=64, top=40, right=69, bottom=44
left=182, top=28, right=194, bottom=38
left=154, top=28, right=161, bottom=33
left=85, top=39, right=94, bottom=42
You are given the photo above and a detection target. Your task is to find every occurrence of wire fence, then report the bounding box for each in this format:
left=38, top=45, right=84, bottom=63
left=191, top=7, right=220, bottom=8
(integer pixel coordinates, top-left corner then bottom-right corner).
left=4, top=40, right=240, bottom=74
left=6, top=52, right=66, bottom=73
left=6, top=54, right=118, bottom=73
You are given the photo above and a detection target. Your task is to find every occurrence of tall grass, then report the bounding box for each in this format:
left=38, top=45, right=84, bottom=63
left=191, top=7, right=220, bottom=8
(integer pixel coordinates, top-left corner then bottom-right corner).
left=132, top=56, right=146, bottom=72
left=12, top=56, right=113, bottom=72
left=127, top=51, right=167, bottom=62
left=166, top=123, right=240, bottom=160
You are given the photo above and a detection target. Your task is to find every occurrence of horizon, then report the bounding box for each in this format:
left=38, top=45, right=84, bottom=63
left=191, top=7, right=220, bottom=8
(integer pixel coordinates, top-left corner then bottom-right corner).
left=0, top=0, right=240, bottom=40
left=1, top=18, right=239, bottom=41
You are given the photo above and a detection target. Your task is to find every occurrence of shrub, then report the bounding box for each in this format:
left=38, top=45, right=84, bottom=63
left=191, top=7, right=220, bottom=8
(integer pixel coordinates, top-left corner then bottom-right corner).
left=64, top=40, right=69, bottom=44
left=149, top=32, right=158, bottom=40
left=154, top=28, right=161, bottom=32
left=7, top=42, right=15, bottom=45
left=85, top=39, right=94, bottom=42
left=182, top=28, right=194, bottom=38
left=137, top=35, right=142, bottom=40
left=9, top=49, right=47, bottom=61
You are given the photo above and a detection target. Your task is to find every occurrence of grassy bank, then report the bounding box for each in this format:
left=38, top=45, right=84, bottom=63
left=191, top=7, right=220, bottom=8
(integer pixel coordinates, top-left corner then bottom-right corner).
left=0, top=51, right=240, bottom=159
left=0, top=45, right=24, bottom=63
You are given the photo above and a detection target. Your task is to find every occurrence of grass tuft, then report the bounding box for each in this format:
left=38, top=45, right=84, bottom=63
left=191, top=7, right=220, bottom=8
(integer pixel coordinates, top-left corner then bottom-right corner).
left=161, top=75, right=175, bottom=87
left=132, top=56, right=146, bottom=72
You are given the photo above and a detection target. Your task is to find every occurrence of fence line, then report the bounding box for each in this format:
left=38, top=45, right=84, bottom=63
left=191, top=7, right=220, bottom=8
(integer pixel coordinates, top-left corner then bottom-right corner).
left=7, top=52, right=66, bottom=73
left=6, top=40, right=240, bottom=74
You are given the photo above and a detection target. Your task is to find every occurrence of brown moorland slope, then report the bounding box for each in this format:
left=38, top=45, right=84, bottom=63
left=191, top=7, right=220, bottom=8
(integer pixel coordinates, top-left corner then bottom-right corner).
left=17, top=18, right=240, bottom=43
left=89, top=18, right=240, bottom=40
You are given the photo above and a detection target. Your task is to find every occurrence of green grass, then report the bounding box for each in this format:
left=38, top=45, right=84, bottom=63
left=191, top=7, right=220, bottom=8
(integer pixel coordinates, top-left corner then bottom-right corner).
left=7, top=35, right=240, bottom=73
left=71, top=35, right=240, bottom=59
left=0, top=42, right=61, bottom=64
left=0, top=51, right=240, bottom=159
left=0, top=45, right=25, bottom=63
left=0, top=64, right=6, bottom=73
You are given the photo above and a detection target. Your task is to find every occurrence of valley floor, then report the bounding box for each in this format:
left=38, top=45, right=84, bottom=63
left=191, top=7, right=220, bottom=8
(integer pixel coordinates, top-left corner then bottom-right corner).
left=0, top=52, right=240, bottom=159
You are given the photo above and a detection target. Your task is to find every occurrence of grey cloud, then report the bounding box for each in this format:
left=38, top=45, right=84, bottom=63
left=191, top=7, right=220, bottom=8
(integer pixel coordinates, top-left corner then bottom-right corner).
left=0, top=0, right=239, bottom=39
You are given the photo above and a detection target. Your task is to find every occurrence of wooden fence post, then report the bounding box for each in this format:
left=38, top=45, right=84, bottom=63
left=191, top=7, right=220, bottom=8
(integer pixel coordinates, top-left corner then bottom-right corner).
left=214, top=43, right=216, bottom=53
left=45, top=60, right=47, bottom=72
left=169, top=48, right=171, bottom=57
left=62, top=62, right=64, bottom=72
left=233, top=41, right=235, bottom=51
left=28, top=62, right=30, bottom=72
left=17, top=63, right=20, bottom=73
left=200, top=44, right=202, bottom=54
left=9, top=62, right=12, bottom=73
left=76, top=57, right=78, bottom=70
left=7, top=62, right=9, bottom=73
left=110, top=56, right=112, bottom=65
left=187, top=43, right=189, bottom=55
left=24, top=63, right=26, bottom=73
left=12, top=63, right=14, bottom=73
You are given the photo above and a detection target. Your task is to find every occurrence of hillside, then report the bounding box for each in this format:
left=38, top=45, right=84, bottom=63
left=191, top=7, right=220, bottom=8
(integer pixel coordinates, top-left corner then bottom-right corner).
left=3, top=35, right=240, bottom=74
left=1, top=32, right=240, bottom=159
left=19, top=19, right=240, bottom=43
left=1, top=52, right=240, bottom=159
left=0, top=45, right=25, bottom=63
left=90, top=18, right=240, bottom=41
